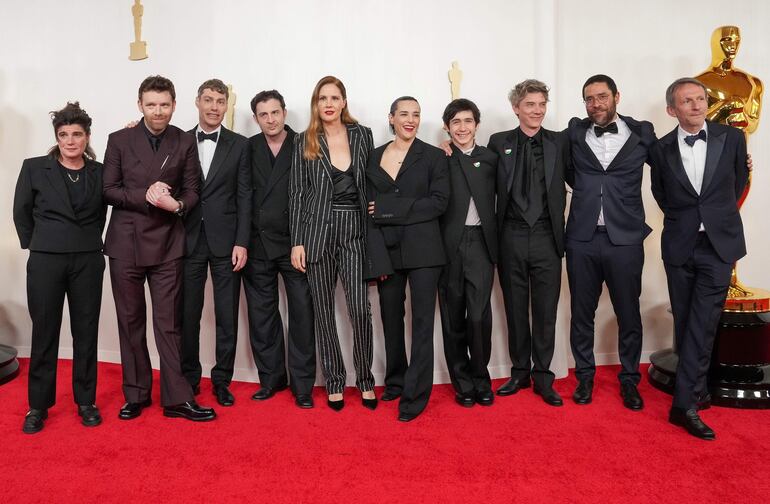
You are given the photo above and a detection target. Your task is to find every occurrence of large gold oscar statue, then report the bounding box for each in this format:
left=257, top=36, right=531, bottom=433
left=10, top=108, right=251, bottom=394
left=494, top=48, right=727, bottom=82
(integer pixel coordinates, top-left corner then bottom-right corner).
left=695, top=25, right=767, bottom=312
left=129, top=0, right=148, bottom=61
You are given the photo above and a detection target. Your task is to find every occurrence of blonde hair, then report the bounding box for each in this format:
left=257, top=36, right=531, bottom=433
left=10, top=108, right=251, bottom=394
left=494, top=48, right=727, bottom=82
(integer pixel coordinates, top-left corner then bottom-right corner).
left=303, top=76, right=357, bottom=160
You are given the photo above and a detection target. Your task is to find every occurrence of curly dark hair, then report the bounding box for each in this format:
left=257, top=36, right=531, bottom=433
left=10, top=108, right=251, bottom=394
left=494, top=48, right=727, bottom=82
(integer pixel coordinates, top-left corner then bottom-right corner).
left=48, top=101, right=96, bottom=161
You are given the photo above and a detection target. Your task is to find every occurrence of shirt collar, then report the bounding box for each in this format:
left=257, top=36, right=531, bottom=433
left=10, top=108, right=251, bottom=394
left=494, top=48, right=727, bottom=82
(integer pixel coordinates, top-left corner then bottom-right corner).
left=196, top=124, right=222, bottom=139
left=677, top=123, right=707, bottom=142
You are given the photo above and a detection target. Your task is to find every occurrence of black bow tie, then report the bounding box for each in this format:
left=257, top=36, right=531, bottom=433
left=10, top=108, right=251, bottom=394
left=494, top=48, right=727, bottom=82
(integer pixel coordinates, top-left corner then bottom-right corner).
left=684, top=130, right=707, bottom=147
left=197, top=131, right=218, bottom=143
left=594, top=122, right=618, bottom=137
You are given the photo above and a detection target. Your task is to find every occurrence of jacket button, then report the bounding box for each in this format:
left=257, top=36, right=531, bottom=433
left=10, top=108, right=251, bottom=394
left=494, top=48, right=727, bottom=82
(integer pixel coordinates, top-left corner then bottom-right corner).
left=395, top=188, right=400, bottom=193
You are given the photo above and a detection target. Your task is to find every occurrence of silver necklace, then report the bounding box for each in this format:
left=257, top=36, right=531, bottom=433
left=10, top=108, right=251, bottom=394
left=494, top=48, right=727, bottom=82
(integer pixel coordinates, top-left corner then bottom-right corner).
left=66, top=172, right=80, bottom=183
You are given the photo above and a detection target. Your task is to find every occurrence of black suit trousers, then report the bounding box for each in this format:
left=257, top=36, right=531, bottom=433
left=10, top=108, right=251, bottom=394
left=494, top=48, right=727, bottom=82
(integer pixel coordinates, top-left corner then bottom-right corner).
left=181, top=225, right=241, bottom=388
left=666, top=233, right=731, bottom=410
left=379, top=266, right=442, bottom=417
left=566, top=228, right=644, bottom=385
left=498, top=219, right=561, bottom=389
left=243, top=252, right=316, bottom=395
left=438, top=227, right=494, bottom=394
left=26, top=251, right=104, bottom=410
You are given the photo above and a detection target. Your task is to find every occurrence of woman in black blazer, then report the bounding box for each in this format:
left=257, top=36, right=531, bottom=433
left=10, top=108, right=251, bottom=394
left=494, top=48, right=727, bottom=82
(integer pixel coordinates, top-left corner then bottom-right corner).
left=13, top=102, right=106, bottom=434
left=366, top=96, right=450, bottom=421
left=289, top=76, right=377, bottom=411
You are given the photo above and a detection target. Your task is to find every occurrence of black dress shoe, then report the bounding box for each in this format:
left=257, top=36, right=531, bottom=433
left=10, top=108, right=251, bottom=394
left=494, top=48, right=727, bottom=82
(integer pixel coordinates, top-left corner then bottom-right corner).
left=327, top=399, right=344, bottom=412
left=476, top=390, right=494, bottom=406
left=381, top=390, right=401, bottom=402
left=295, top=394, right=314, bottom=409
left=119, top=399, right=152, bottom=420
left=455, top=392, right=475, bottom=408
left=213, top=385, right=235, bottom=407
left=398, top=411, right=418, bottom=422
left=78, top=405, right=102, bottom=427
left=669, top=407, right=715, bottom=440
left=22, top=409, right=48, bottom=434
left=251, top=384, right=287, bottom=401
left=573, top=379, right=593, bottom=405
left=496, top=377, right=531, bottom=396
left=163, top=401, right=216, bottom=421
left=620, top=383, right=644, bottom=411
left=534, top=386, right=564, bottom=407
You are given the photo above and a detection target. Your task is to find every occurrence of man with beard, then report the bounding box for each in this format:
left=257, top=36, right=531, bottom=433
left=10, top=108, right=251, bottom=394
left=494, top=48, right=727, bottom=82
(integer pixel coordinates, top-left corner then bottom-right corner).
left=565, top=74, right=656, bottom=411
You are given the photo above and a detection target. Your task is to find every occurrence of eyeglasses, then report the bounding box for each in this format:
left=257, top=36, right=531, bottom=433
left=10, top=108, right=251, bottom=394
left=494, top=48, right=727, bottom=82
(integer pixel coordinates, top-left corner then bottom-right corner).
left=583, top=93, right=612, bottom=106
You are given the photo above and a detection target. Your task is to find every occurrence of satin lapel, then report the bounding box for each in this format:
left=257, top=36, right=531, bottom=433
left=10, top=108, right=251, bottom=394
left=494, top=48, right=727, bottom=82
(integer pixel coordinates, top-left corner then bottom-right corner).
left=44, top=157, right=76, bottom=219
left=576, top=121, right=605, bottom=170
left=264, top=132, right=293, bottom=197
left=542, top=133, right=556, bottom=190
left=502, top=130, right=518, bottom=192
left=205, top=128, right=233, bottom=188
left=702, top=125, right=725, bottom=194
left=606, top=129, right=640, bottom=171
left=663, top=132, right=698, bottom=197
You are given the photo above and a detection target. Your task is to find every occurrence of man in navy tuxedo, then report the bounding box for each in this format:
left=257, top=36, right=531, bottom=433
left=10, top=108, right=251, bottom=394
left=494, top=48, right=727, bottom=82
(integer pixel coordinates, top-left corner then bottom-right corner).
left=651, top=78, right=748, bottom=440
left=565, top=74, right=656, bottom=410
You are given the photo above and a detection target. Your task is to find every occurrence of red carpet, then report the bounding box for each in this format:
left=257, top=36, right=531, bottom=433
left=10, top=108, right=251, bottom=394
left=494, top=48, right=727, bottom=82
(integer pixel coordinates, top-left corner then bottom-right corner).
left=2, top=359, right=768, bottom=503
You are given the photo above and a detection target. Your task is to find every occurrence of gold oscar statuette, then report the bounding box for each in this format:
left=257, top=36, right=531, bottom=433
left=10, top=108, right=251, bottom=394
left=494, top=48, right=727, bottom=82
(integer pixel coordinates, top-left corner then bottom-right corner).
left=695, top=25, right=767, bottom=312
left=225, top=84, right=236, bottom=131
left=448, top=61, right=463, bottom=100
left=129, top=0, right=148, bottom=61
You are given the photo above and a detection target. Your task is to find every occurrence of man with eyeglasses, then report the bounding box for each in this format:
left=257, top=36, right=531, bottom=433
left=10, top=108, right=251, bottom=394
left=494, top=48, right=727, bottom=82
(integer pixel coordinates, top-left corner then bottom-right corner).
left=564, top=74, right=656, bottom=411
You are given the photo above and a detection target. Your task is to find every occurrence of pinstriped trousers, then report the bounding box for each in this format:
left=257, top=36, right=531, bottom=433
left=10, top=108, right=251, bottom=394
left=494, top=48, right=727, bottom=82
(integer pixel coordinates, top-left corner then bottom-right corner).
left=306, top=205, right=375, bottom=394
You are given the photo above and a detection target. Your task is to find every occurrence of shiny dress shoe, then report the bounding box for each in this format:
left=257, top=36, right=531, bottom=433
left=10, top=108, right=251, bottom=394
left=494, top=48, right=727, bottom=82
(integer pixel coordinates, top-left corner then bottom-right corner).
left=534, top=386, right=563, bottom=407
left=78, top=404, right=102, bottom=427
left=327, top=398, right=344, bottom=412
left=669, top=407, right=715, bottom=440
left=476, top=390, right=494, bottom=406
left=455, top=392, right=475, bottom=408
left=398, top=411, right=418, bottom=422
left=295, top=394, right=314, bottom=409
left=496, top=377, right=531, bottom=396
left=22, top=409, right=48, bottom=434
left=163, top=401, right=216, bottom=421
left=251, top=384, right=287, bottom=401
left=696, top=393, right=712, bottom=411
left=213, top=385, right=235, bottom=407
left=572, top=380, right=593, bottom=405
left=620, top=383, right=644, bottom=411
left=361, top=391, right=378, bottom=411
left=381, top=390, right=401, bottom=402
left=119, top=398, right=152, bottom=420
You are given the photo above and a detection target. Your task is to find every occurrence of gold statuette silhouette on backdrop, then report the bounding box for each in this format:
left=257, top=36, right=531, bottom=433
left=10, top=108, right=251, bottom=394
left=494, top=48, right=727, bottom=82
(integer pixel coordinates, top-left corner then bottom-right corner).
left=129, top=0, right=148, bottom=61
left=226, top=84, right=236, bottom=131
left=695, top=25, right=766, bottom=311
left=448, top=61, right=463, bottom=100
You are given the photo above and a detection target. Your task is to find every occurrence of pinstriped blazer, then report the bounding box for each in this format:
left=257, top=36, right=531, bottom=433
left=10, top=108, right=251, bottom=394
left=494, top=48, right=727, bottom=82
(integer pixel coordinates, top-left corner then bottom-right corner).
left=289, top=123, right=374, bottom=263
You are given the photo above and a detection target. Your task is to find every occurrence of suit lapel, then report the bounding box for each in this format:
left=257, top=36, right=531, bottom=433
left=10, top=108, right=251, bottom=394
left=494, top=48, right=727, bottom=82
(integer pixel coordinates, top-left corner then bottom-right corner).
left=263, top=129, right=294, bottom=197
left=663, top=130, right=699, bottom=197
left=205, top=127, right=233, bottom=188
left=542, top=132, right=556, bottom=190
left=502, top=130, right=518, bottom=192
left=606, top=130, right=640, bottom=171
left=318, top=134, right=334, bottom=183
left=396, top=137, right=424, bottom=179
left=702, top=123, right=725, bottom=194
left=44, top=157, right=76, bottom=219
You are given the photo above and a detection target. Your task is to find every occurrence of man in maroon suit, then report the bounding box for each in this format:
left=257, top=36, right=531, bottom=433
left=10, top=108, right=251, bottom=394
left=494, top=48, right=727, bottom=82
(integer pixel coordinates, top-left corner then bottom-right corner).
left=103, top=75, right=216, bottom=421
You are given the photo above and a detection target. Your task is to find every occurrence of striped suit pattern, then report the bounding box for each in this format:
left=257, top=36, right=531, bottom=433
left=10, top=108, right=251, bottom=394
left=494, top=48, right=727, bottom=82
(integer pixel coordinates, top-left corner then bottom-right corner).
left=289, top=123, right=375, bottom=394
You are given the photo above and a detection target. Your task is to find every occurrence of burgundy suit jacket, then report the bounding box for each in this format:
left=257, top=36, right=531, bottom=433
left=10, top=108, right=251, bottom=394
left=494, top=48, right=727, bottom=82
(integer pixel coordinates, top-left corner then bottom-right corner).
left=103, top=124, right=201, bottom=267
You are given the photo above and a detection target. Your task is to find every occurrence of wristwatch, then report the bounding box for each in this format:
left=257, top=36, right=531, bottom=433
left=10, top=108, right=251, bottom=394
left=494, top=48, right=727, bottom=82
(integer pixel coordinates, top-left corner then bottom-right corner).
left=174, top=200, right=184, bottom=216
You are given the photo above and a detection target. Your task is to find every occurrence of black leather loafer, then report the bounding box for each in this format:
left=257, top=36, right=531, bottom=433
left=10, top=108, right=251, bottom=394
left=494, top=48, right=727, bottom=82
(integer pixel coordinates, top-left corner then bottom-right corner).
left=572, top=380, right=593, bottom=405
left=620, top=383, right=644, bottom=411
left=398, top=411, right=418, bottom=422
left=22, top=409, right=48, bottom=434
left=78, top=404, right=102, bottom=427
left=455, top=392, right=475, bottom=408
left=251, top=384, right=287, bottom=401
left=534, top=386, right=564, bottom=407
left=118, top=398, right=152, bottom=420
left=163, top=401, right=216, bottom=421
left=295, top=394, right=314, bottom=409
left=476, top=390, right=494, bottom=406
left=496, top=377, right=531, bottom=396
left=669, top=407, right=715, bottom=440
left=213, top=385, right=235, bottom=407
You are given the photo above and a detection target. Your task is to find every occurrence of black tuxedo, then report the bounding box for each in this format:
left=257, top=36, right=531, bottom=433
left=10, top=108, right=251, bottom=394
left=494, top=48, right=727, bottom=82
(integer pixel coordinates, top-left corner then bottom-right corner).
left=243, top=126, right=315, bottom=395
left=488, top=127, right=570, bottom=389
left=13, top=155, right=106, bottom=410
left=181, top=126, right=252, bottom=389
left=438, top=144, right=497, bottom=395
left=367, top=138, right=450, bottom=417
left=565, top=114, right=656, bottom=386
left=651, top=121, right=748, bottom=410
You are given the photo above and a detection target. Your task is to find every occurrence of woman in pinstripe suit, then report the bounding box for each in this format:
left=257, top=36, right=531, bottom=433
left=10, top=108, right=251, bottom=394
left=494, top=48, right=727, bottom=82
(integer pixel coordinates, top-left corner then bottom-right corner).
left=289, top=76, right=377, bottom=411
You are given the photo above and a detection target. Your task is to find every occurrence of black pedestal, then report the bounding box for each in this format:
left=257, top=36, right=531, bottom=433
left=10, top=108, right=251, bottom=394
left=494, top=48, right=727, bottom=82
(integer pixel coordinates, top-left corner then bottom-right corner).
left=0, top=344, right=20, bottom=385
left=648, top=311, right=770, bottom=409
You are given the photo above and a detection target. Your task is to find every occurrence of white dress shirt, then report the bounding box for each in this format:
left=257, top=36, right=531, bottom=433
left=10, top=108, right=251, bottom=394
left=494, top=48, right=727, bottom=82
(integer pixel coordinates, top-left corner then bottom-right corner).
left=677, top=123, right=708, bottom=231
left=196, top=125, right=221, bottom=179
left=461, top=144, right=482, bottom=226
left=585, top=116, right=631, bottom=226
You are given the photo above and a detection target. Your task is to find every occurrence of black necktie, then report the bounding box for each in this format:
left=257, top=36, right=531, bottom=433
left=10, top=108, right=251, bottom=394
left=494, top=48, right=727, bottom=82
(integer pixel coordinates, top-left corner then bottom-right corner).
left=198, top=131, right=218, bottom=143
left=594, top=122, right=618, bottom=137
left=149, top=135, right=160, bottom=152
left=684, top=130, right=707, bottom=147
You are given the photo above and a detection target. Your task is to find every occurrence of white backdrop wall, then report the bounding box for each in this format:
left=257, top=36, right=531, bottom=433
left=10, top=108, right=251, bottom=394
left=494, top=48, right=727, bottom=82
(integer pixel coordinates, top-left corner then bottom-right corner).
left=1, top=0, right=768, bottom=387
